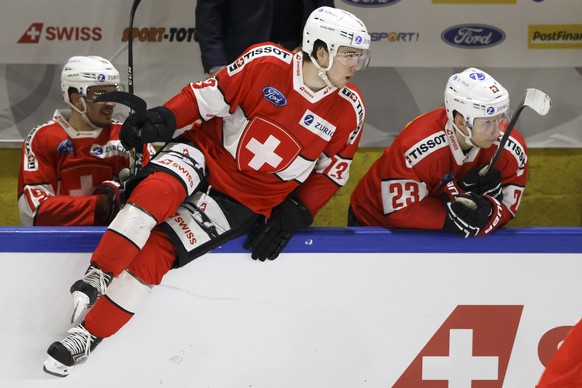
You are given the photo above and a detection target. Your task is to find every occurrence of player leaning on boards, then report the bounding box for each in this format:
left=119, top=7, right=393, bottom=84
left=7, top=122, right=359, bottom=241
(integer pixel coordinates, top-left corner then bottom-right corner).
left=17, top=56, right=153, bottom=226
left=42, top=6, right=370, bottom=376
left=349, top=68, right=528, bottom=238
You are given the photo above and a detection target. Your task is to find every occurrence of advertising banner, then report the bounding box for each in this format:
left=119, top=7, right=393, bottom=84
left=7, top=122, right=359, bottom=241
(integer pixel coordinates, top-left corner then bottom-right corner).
left=0, top=0, right=580, bottom=147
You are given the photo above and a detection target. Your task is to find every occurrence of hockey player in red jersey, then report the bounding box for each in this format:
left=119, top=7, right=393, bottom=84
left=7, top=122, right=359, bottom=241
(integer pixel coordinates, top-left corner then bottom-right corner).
left=538, top=318, right=582, bottom=387
left=43, top=6, right=370, bottom=376
left=349, top=67, right=528, bottom=238
left=17, top=56, right=153, bottom=226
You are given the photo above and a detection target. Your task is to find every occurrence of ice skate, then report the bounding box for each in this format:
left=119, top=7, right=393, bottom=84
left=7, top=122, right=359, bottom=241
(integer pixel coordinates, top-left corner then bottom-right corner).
left=43, top=323, right=103, bottom=377
left=70, top=263, right=113, bottom=322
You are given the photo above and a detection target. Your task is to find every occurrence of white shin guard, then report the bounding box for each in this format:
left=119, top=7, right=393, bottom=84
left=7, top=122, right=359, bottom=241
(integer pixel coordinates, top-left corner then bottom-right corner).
left=108, top=203, right=157, bottom=250
left=106, top=270, right=152, bottom=314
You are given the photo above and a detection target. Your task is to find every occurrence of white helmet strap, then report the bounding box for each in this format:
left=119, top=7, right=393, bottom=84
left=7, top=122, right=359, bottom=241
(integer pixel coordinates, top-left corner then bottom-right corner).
left=69, top=97, right=101, bottom=130
left=452, top=120, right=475, bottom=148
left=317, top=69, right=335, bottom=88
left=310, top=46, right=335, bottom=87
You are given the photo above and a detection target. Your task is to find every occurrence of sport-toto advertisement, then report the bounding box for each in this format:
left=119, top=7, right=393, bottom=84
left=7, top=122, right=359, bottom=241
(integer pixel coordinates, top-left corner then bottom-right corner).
left=0, top=0, right=581, bottom=147
left=1, top=251, right=581, bottom=386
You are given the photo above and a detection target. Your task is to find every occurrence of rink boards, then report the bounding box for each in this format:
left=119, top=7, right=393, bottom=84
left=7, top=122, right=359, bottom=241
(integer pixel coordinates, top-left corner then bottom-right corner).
left=0, top=226, right=580, bottom=387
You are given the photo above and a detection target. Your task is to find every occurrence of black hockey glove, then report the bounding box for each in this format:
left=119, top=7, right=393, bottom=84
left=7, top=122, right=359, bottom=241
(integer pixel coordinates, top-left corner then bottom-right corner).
left=458, top=164, right=503, bottom=201
left=443, top=192, right=493, bottom=238
left=93, top=180, right=121, bottom=225
left=120, top=106, right=176, bottom=150
left=243, top=197, right=313, bottom=261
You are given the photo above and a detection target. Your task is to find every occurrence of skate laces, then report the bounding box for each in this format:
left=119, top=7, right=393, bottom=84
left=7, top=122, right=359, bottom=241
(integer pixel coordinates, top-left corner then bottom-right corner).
left=60, top=325, right=95, bottom=358
left=83, top=266, right=112, bottom=295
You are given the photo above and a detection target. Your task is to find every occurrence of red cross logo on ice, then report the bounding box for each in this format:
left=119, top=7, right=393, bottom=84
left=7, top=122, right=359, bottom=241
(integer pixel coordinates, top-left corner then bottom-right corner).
left=393, top=305, right=523, bottom=387
left=237, top=116, right=301, bottom=172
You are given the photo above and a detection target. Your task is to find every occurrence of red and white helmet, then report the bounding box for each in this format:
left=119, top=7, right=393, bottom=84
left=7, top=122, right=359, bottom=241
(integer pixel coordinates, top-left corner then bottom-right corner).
left=444, top=67, right=510, bottom=132
left=61, top=56, right=120, bottom=106
left=302, top=6, right=370, bottom=72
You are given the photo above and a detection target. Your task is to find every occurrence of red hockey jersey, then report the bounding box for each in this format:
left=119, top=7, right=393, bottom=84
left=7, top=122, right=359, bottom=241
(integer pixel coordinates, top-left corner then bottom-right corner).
left=350, top=108, right=528, bottom=231
left=164, top=43, right=366, bottom=217
left=17, top=110, right=153, bottom=226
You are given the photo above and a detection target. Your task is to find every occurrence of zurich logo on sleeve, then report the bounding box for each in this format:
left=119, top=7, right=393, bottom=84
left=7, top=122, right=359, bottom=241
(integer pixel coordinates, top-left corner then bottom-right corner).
left=263, top=86, right=287, bottom=107
left=56, top=139, right=74, bottom=155
left=92, top=146, right=103, bottom=156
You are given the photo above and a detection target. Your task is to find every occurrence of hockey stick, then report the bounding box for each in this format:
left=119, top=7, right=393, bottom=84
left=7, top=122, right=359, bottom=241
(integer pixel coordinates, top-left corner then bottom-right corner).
left=95, top=0, right=145, bottom=174
left=127, top=0, right=143, bottom=173
left=94, top=91, right=146, bottom=123
left=128, top=0, right=142, bottom=96
left=483, top=88, right=551, bottom=175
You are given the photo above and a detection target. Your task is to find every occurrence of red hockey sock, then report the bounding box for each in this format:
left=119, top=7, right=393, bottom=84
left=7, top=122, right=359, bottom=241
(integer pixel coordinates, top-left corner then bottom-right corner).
left=84, top=296, right=133, bottom=339
left=91, top=230, right=139, bottom=276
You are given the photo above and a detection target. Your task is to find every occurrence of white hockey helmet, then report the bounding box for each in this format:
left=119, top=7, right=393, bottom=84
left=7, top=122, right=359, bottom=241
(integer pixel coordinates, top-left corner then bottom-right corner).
left=444, top=67, right=510, bottom=133
left=302, top=6, right=371, bottom=71
left=61, top=56, right=120, bottom=106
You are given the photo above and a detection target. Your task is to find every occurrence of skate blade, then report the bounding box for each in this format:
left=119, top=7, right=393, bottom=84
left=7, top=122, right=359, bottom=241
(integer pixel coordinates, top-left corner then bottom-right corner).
left=43, top=355, right=73, bottom=377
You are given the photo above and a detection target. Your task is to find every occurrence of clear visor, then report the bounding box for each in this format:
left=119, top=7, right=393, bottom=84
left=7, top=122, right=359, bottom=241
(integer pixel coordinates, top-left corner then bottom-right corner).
left=471, top=113, right=510, bottom=136
left=334, top=49, right=370, bottom=70
left=84, top=85, right=120, bottom=103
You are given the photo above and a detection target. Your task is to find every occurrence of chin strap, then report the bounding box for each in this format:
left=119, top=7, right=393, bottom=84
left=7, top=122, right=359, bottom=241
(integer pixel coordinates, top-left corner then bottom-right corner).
left=309, top=50, right=336, bottom=89
left=70, top=99, right=101, bottom=130
left=317, top=70, right=335, bottom=88
left=452, top=121, right=475, bottom=148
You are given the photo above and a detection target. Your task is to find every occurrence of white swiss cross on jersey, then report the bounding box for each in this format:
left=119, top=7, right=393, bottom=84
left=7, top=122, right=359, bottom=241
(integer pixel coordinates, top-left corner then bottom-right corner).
left=236, top=116, right=301, bottom=173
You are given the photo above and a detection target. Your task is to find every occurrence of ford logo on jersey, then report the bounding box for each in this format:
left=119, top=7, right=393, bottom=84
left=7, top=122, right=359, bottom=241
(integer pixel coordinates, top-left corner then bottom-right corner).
left=263, top=87, right=287, bottom=107
left=341, top=0, right=401, bottom=7
left=441, top=24, right=505, bottom=48
left=56, top=139, right=74, bottom=155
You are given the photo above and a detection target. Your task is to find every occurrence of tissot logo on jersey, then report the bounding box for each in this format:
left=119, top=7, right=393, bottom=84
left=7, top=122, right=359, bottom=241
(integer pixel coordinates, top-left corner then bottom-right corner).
left=505, top=136, right=527, bottom=175
left=339, top=88, right=365, bottom=144
left=24, top=127, right=40, bottom=171
left=393, top=305, right=523, bottom=387
left=300, top=110, right=336, bottom=141
left=18, top=23, right=102, bottom=44
left=404, top=132, right=448, bottom=168
left=228, top=45, right=292, bottom=76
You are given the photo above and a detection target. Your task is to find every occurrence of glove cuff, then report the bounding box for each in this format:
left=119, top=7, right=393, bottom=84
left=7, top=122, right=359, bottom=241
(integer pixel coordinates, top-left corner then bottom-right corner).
left=476, top=195, right=503, bottom=236
left=279, top=197, right=313, bottom=232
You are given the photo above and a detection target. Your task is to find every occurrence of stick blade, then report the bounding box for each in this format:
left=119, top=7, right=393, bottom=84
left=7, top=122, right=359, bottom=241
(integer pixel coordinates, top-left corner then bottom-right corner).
left=524, top=88, right=552, bottom=116
left=94, top=91, right=146, bottom=112
left=94, top=91, right=147, bottom=124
